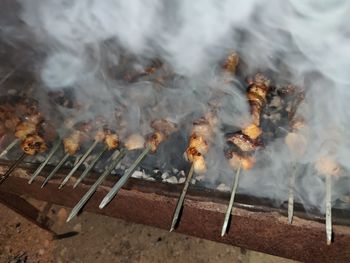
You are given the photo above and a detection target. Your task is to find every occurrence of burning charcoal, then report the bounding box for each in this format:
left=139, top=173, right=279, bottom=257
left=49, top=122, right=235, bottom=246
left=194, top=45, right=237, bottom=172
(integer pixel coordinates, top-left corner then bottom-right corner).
left=161, top=171, right=170, bottom=180
left=178, top=177, right=185, bottom=184
left=217, top=183, right=230, bottom=192
left=131, top=170, right=143, bottom=179
left=165, top=176, right=178, bottom=184
left=145, top=177, right=155, bottom=181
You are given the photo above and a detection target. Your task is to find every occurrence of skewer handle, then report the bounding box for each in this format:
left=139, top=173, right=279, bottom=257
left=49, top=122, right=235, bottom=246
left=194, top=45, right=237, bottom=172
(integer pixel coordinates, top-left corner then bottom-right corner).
left=41, top=153, right=70, bottom=188
left=221, top=161, right=241, bottom=236
left=99, top=145, right=151, bottom=209
left=73, top=146, right=108, bottom=188
left=59, top=140, right=99, bottom=189
left=170, top=164, right=195, bottom=232
left=28, top=138, right=61, bottom=184
left=67, top=149, right=126, bottom=222
left=0, top=152, right=26, bottom=184
left=288, top=164, right=296, bottom=224
left=325, top=173, right=332, bottom=245
left=0, top=138, right=20, bottom=158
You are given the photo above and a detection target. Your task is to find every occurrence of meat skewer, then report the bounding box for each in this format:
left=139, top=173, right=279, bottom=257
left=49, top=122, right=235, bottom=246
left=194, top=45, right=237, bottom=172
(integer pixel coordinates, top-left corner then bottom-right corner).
left=221, top=161, right=241, bottom=236
left=99, top=119, right=177, bottom=209
left=288, top=164, right=296, bottom=224
left=0, top=133, right=48, bottom=184
left=0, top=152, right=26, bottom=184
left=221, top=73, right=270, bottom=236
left=73, top=127, right=120, bottom=188
left=0, top=100, right=38, bottom=158
left=0, top=138, right=20, bottom=158
left=0, top=101, right=51, bottom=184
left=58, top=140, right=99, bottom=189
left=41, top=122, right=92, bottom=188
left=66, top=148, right=127, bottom=222
left=28, top=137, right=61, bottom=184
left=73, top=147, right=108, bottom=189
left=170, top=114, right=216, bottom=231
left=68, top=130, right=147, bottom=219
left=325, top=173, right=332, bottom=245
left=284, top=89, right=306, bottom=224
left=41, top=153, right=69, bottom=188
left=315, top=155, right=340, bottom=245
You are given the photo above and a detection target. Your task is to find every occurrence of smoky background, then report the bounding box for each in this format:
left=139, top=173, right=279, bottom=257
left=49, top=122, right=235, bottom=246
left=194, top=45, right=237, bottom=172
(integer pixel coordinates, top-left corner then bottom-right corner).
left=0, top=0, right=349, bottom=213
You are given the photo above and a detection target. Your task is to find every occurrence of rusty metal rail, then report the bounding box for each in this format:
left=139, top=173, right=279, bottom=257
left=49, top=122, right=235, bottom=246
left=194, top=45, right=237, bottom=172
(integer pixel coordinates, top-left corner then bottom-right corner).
left=1, top=162, right=350, bottom=262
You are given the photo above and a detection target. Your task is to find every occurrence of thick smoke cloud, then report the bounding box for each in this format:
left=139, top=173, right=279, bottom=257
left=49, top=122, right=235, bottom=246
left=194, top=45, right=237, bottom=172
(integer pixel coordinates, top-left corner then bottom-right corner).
left=10, top=0, right=350, bottom=211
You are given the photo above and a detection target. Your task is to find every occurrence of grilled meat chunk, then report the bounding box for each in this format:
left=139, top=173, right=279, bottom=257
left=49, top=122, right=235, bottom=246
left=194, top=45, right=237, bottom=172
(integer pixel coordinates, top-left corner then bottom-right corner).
left=315, top=156, right=341, bottom=177
left=227, top=151, right=255, bottom=170
left=242, top=124, right=262, bottom=141
left=146, top=119, right=177, bottom=153
left=125, top=133, right=145, bottom=150
left=15, top=122, right=38, bottom=139
left=226, top=133, right=259, bottom=153
left=21, top=134, right=47, bottom=155
left=63, top=131, right=81, bottom=155
left=223, top=52, right=239, bottom=75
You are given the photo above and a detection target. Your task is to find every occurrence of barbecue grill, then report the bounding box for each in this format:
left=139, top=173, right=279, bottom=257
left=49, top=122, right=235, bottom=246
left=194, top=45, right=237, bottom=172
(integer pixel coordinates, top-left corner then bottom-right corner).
left=1, top=1, right=350, bottom=263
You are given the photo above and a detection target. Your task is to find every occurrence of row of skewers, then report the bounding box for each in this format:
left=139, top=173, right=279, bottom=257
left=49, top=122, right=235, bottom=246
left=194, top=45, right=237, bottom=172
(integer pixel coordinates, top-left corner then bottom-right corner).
left=0, top=53, right=339, bottom=245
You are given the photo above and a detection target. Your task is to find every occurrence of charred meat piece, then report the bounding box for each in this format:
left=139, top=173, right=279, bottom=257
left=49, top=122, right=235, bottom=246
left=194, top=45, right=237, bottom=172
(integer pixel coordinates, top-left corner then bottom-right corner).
left=0, top=104, right=20, bottom=131
left=147, top=131, right=165, bottom=153
left=63, top=122, right=92, bottom=155
left=246, top=73, right=271, bottom=126
left=242, top=124, right=262, bottom=140
left=21, top=134, right=47, bottom=155
left=124, top=133, right=145, bottom=150
left=184, top=147, right=207, bottom=174
left=188, top=134, right=209, bottom=156
left=226, top=133, right=259, bottom=153
left=222, top=52, right=239, bottom=75
left=147, top=119, right=177, bottom=153
left=150, top=119, right=177, bottom=137
left=105, top=132, right=119, bottom=150
left=63, top=130, right=81, bottom=155
left=4, top=116, right=20, bottom=131
left=226, top=150, right=255, bottom=170
left=15, top=122, right=38, bottom=139
left=315, top=156, right=341, bottom=177
left=185, top=114, right=216, bottom=174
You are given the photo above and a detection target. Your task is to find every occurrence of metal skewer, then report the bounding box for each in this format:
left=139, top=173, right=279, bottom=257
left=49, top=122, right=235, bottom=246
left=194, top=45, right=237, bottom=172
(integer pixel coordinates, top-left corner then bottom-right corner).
left=99, top=144, right=152, bottom=209
left=0, top=138, right=20, bottom=158
left=41, top=153, right=70, bottom=188
left=325, top=173, right=332, bottom=245
left=58, top=140, right=99, bottom=189
left=73, top=146, right=108, bottom=188
left=66, top=148, right=126, bottom=222
left=28, top=138, right=61, bottom=184
left=288, top=164, right=296, bottom=224
left=221, top=161, right=242, bottom=236
left=0, top=152, right=26, bottom=184
left=170, top=163, right=195, bottom=232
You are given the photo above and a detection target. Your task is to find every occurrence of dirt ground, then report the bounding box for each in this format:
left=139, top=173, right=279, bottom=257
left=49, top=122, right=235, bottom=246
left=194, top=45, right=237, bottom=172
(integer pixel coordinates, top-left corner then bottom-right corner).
left=0, top=200, right=298, bottom=263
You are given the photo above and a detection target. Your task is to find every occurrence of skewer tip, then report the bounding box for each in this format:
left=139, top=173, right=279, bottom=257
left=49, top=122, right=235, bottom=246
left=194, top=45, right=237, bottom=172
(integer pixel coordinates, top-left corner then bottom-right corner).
left=327, top=238, right=331, bottom=246
left=66, top=212, right=75, bottom=223
left=99, top=198, right=108, bottom=209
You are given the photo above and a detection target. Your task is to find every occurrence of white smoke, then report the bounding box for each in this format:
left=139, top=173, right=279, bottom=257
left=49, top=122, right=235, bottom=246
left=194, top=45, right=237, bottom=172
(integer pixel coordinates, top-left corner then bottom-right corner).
left=10, top=0, right=350, bottom=212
